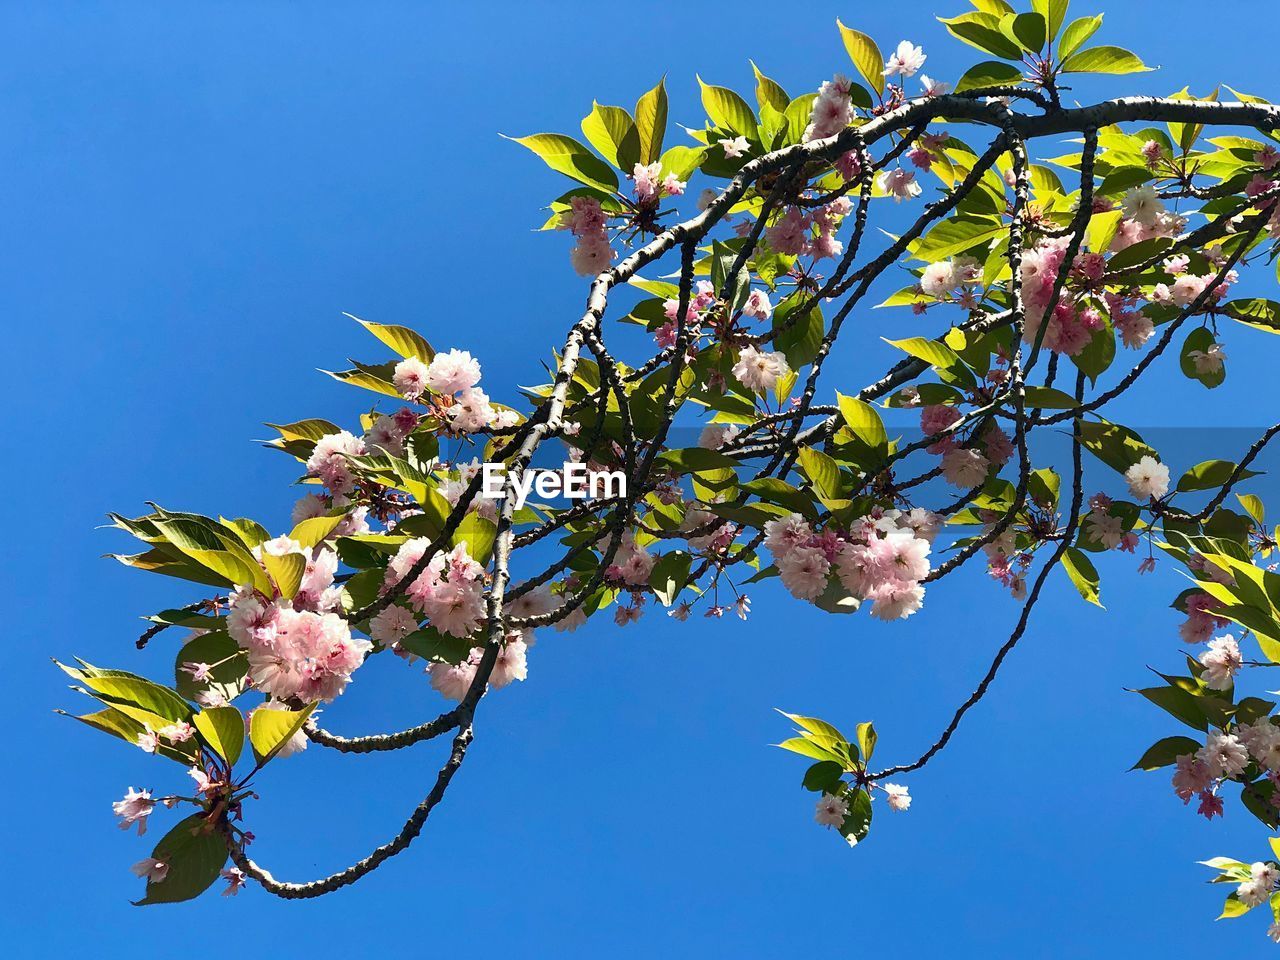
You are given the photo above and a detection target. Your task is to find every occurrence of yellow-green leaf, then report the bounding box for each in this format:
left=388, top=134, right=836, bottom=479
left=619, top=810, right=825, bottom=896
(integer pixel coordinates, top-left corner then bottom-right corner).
left=261, top=551, right=305, bottom=600
left=634, top=78, right=668, bottom=166
left=581, top=102, right=640, bottom=171
left=505, top=133, right=620, bottom=193
left=697, top=77, right=758, bottom=138
left=249, top=702, right=316, bottom=764
left=193, top=706, right=244, bottom=766
left=1061, top=45, right=1154, bottom=74
left=836, top=20, right=884, bottom=96
left=346, top=314, right=434, bottom=361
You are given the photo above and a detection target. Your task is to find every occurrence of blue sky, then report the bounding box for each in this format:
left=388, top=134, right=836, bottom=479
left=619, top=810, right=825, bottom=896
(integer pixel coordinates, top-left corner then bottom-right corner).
left=5, top=1, right=1280, bottom=956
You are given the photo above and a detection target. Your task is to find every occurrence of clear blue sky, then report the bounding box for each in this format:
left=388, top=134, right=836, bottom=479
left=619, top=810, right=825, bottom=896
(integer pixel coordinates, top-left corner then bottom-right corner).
left=5, top=2, right=1280, bottom=956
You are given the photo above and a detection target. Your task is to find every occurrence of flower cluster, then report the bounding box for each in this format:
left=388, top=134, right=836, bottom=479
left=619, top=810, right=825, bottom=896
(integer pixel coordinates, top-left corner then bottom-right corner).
left=765, top=508, right=937, bottom=620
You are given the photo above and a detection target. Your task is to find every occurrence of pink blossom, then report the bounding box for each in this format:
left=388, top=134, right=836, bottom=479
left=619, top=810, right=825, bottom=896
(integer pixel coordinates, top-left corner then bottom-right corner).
left=131, top=858, right=169, bottom=883
left=448, top=387, right=496, bottom=433
left=180, top=661, right=213, bottom=682
left=1172, top=754, right=1213, bottom=802
left=920, top=76, right=949, bottom=97
left=429, top=657, right=479, bottom=701
left=305, top=431, right=366, bottom=494
left=868, top=580, right=925, bottom=620
left=806, top=75, right=854, bottom=141
left=1199, top=635, right=1242, bottom=690
left=113, top=788, right=155, bottom=835
left=220, top=867, right=247, bottom=896
left=941, top=448, right=989, bottom=489
left=814, top=793, right=849, bottom=827
left=883, top=40, right=926, bottom=78
left=764, top=513, right=813, bottom=561
left=778, top=546, right=830, bottom=600
left=732, top=346, right=790, bottom=393
left=742, top=289, right=773, bottom=320
left=490, top=639, right=529, bottom=688
left=632, top=161, right=662, bottom=201
left=766, top=207, right=809, bottom=255
left=393, top=357, right=430, bottom=400
left=370, top=604, right=419, bottom=648
left=882, top=783, right=911, bottom=811
left=1197, top=790, right=1224, bottom=820
left=876, top=168, right=921, bottom=202
left=426, top=349, right=482, bottom=395
left=241, top=607, right=371, bottom=704
left=836, top=150, right=862, bottom=181
left=570, top=231, right=613, bottom=277
left=136, top=730, right=161, bottom=754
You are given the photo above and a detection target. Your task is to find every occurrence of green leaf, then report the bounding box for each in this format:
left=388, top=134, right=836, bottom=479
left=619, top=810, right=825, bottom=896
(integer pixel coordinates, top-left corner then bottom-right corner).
left=797, top=447, right=842, bottom=501
left=261, top=551, right=305, bottom=600
left=883, top=336, right=963, bottom=372
left=1137, top=685, right=1208, bottom=732
left=1058, top=14, right=1103, bottom=60
left=1180, top=326, right=1226, bottom=389
left=506, top=133, right=620, bottom=193
left=1078, top=420, right=1158, bottom=473
left=1060, top=45, right=1154, bottom=74
left=1024, top=385, right=1080, bottom=409
left=249, top=702, right=316, bottom=764
left=837, top=392, right=888, bottom=452
left=779, top=710, right=850, bottom=747
left=134, top=814, right=227, bottom=906
left=289, top=512, right=345, bottom=548
left=697, top=78, right=758, bottom=138
left=776, top=736, right=844, bottom=763
left=855, top=722, right=877, bottom=762
left=836, top=21, right=884, bottom=96
left=1219, top=893, right=1251, bottom=920
left=174, top=630, right=245, bottom=702
left=634, top=78, right=668, bottom=166
left=999, top=12, right=1047, bottom=53
left=658, top=145, right=706, bottom=182
left=772, top=298, right=823, bottom=367
left=1178, top=460, right=1261, bottom=493
left=750, top=61, right=790, bottom=113
left=266, top=419, right=342, bottom=444
left=1238, top=493, right=1265, bottom=525
left=954, top=60, right=1024, bottom=92
left=453, top=513, right=497, bottom=565
left=812, top=578, right=863, bottom=615
left=61, top=706, right=151, bottom=749
left=57, top=661, right=193, bottom=724
left=322, top=362, right=403, bottom=400
left=398, top=625, right=475, bottom=665
left=581, top=102, right=641, bottom=171
left=841, top=789, right=873, bottom=845
left=1131, top=735, right=1200, bottom=770
left=347, top=314, right=433, bottom=361
left=913, top=215, right=1006, bottom=262
left=1071, top=320, right=1116, bottom=383
left=649, top=551, right=692, bottom=607
left=1084, top=209, right=1123, bottom=254
left=151, top=516, right=270, bottom=594
left=802, top=760, right=845, bottom=793
left=937, top=12, right=1025, bottom=60
left=1062, top=547, right=1103, bottom=606
left=193, top=706, right=244, bottom=766
left=1031, top=0, right=1070, bottom=40
left=1222, top=298, right=1280, bottom=334
left=1028, top=467, right=1061, bottom=507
